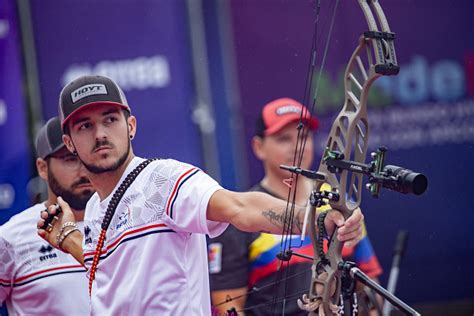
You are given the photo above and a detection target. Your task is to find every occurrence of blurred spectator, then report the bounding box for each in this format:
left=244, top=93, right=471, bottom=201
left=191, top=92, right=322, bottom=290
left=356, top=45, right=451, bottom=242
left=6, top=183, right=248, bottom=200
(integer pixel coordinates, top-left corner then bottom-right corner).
left=0, top=117, right=93, bottom=315
left=209, top=98, right=383, bottom=315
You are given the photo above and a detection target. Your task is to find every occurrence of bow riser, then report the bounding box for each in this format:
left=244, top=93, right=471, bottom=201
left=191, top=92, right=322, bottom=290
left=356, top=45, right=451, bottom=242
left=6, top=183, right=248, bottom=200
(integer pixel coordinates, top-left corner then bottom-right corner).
left=301, top=1, right=400, bottom=315
left=317, top=34, right=376, bottom=316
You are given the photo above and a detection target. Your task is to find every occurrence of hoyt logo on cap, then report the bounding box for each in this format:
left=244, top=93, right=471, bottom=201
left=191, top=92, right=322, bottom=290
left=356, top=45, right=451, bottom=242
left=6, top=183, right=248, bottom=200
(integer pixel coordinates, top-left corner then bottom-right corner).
left=71, top=84, right=108, bottom=103
left=59, top=75, right=130, bottom=131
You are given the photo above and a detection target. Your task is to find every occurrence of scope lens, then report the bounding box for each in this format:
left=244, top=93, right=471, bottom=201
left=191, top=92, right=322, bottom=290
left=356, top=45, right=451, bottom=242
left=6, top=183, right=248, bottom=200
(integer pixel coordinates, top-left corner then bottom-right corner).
left=383, top=165, right=428, bottom=195
left=410, top=173, right=428, bottom=195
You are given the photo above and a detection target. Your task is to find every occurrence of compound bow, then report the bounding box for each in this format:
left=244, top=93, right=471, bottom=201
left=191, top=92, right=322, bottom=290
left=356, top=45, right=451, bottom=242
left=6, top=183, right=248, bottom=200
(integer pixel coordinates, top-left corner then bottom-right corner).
left=215, top=1, right=427, bottom=314
left=288, top=0, right=401, bottom=314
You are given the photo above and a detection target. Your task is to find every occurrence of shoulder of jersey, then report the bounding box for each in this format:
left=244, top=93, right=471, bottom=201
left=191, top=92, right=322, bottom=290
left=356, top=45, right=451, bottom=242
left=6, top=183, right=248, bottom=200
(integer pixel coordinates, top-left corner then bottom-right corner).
left=0, top=203, right=45, bottom=241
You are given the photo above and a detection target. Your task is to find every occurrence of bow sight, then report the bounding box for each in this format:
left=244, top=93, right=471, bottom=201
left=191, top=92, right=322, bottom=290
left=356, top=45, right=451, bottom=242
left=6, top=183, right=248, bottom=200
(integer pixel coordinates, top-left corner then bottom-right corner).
left=323, top=146, right=428, bottom=197
left=281, top=146, right=428, bottom=198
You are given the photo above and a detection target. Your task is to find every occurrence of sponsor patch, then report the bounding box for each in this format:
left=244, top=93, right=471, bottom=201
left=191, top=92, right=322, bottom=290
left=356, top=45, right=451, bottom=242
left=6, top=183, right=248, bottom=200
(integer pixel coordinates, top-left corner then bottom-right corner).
left=38, top=244, right=58, bottom=261
left=71, top=84, right=107, bottom=103
left=276, top=105, right=301, bottom=116
left=115, top=211, right=129, bottom=230
left=39, top=245, right=54, bottom=254
left=208, top=242, right=222, bottom=274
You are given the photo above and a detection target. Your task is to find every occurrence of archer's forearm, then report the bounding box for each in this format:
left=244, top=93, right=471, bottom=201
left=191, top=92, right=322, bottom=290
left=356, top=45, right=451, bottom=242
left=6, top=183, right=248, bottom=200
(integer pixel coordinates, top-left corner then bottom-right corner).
left=207, top=190, right=318, bottom=235
left=231, top=192, right=309, bottom=235
left=258, top=206, right=307, bottom=234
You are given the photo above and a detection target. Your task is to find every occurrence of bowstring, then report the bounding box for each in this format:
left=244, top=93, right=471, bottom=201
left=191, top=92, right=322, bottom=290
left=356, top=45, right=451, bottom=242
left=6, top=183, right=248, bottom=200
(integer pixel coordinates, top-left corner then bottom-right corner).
left=270, top=0, right=323, bottom=314
left=211, top=1, right=342, bottom=314
left=238, top=290, right=310, bottom=315
left=299, top=0, right=340, bottom=168
left=273, top=0, right=341, bottom=315
left=213, top=268, right=311, bottom=308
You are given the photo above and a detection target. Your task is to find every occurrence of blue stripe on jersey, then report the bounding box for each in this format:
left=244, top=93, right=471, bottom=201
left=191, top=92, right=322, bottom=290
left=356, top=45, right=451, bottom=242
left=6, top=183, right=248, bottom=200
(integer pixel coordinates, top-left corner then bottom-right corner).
left=169, top=169, right=200, bottom=219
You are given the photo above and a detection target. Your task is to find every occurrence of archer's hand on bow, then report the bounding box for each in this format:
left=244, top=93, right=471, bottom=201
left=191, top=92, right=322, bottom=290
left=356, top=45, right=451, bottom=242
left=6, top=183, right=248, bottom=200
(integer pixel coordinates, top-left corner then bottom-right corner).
left=323, top=207, right=364, bottom=248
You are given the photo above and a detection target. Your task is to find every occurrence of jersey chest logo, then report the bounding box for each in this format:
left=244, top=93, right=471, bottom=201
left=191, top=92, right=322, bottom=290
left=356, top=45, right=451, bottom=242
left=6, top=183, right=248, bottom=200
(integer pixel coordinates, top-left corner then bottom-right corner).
left=38, top=244, right=58, bottom=261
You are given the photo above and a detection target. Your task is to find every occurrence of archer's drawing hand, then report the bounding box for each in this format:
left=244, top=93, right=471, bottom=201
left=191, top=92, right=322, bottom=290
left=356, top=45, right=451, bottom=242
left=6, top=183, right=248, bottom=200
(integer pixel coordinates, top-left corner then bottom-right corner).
left=324, top=207, right=364, bottom=247
left=37, top=196, right=76, bottom=248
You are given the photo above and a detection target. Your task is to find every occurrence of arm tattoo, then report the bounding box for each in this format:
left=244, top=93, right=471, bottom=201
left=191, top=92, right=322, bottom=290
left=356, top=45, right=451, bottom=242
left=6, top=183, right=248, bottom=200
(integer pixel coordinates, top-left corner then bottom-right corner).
left=261, top=209, right=285, bottom=226
left=262, top=206, right=306, bottom=234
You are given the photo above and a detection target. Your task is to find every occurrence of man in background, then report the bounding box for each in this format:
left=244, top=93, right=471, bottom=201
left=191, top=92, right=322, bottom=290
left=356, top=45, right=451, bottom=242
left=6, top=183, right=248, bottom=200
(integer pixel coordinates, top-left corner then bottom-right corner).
left=209, top=98, right=383, bottom=315
left=0, top=117, right=93, bottom=315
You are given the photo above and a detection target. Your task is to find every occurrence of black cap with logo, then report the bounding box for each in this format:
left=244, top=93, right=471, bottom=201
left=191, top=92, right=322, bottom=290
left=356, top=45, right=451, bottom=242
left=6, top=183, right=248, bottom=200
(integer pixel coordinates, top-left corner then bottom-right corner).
left=59, top=75, right=130, bottom=131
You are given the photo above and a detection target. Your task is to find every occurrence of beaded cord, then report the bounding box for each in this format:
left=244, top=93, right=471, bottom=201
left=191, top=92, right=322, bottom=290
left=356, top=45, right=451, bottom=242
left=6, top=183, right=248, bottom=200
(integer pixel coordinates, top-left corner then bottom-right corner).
left=88, top=229, right=106, bottom=296
left=88, top=158, right=157, bottom=296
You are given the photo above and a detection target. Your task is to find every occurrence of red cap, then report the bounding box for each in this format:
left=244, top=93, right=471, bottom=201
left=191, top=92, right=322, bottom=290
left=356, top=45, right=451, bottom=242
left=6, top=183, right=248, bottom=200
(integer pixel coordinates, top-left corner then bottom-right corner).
left=258, top=98, right=319, bottom=136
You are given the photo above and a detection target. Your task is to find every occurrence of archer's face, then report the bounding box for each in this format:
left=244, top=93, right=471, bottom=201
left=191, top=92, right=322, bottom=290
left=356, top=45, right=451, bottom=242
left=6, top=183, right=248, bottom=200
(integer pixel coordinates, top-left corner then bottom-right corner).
left=259, top=122, right=314, bottom=179
left=64, top=103, right=135, bottom=174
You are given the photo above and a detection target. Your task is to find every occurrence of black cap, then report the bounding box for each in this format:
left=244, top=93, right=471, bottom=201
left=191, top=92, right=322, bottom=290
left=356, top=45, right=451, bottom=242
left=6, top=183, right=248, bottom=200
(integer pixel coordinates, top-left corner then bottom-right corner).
left=59, top=75, right=130, bottom=131
left=35, top=117, right=65, bottom=159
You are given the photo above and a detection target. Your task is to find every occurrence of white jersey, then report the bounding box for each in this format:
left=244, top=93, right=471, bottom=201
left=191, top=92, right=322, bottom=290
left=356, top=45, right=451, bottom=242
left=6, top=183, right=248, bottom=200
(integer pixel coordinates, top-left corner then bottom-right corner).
left=0, top=203, right=89, bottom=316
left=83, top=157, right=228, bottom=315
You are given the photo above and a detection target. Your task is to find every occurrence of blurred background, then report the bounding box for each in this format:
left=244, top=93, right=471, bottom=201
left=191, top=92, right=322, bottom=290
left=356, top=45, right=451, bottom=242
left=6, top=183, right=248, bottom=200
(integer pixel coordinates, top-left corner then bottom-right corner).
left=0, top=0, right=473, bottom=314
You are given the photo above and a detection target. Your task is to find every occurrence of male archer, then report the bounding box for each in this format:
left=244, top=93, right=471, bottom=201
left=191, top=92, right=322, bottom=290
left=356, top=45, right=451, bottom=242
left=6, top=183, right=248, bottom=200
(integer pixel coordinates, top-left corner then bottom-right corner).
left=37, top=75, right=364, bottom=314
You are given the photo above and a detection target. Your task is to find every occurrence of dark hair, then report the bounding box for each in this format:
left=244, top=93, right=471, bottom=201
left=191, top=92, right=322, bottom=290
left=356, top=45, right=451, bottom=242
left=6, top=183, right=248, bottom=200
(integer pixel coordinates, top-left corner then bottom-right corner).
left=45, top=156, right=52, bottom=167
left=255, top=115, right=266, bottom=138
left=122, top=108, right=130, bottom=120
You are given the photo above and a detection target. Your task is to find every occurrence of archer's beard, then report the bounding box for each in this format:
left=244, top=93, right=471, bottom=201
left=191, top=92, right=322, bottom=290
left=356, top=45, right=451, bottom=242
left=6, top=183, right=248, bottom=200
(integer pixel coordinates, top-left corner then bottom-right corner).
left=82, top=142, right=130, bottom=175
left=48, top=171, right=94, bottom=210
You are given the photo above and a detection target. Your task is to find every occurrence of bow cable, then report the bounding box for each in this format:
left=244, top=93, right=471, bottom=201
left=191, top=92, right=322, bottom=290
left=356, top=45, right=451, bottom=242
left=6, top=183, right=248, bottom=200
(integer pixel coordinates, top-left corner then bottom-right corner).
left=272, top=1, right=341, bottom=315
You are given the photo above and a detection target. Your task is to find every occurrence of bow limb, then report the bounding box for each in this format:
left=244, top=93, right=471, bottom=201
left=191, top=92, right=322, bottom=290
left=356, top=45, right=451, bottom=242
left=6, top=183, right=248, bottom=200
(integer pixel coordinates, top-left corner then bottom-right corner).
left=299, top=1, right=399, bottom=315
